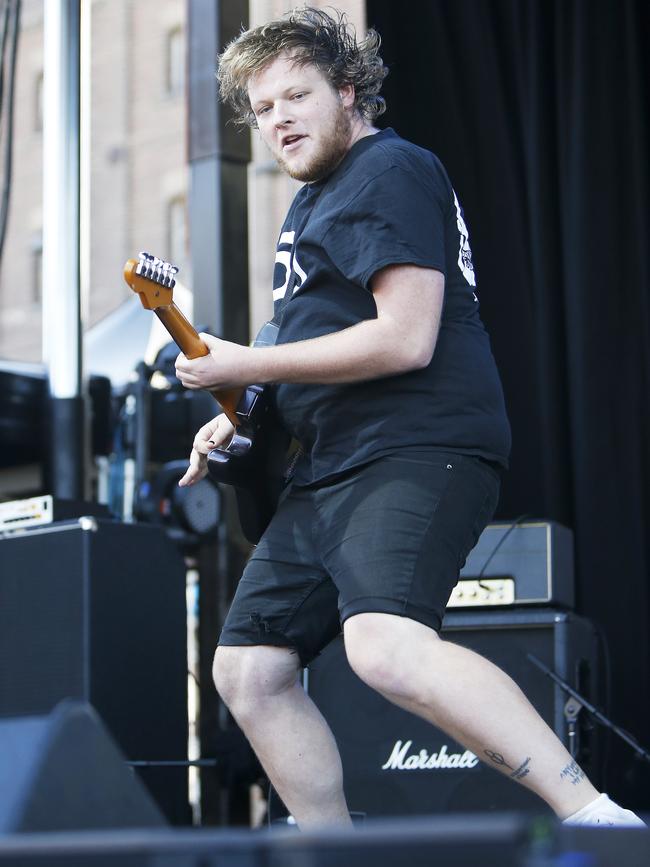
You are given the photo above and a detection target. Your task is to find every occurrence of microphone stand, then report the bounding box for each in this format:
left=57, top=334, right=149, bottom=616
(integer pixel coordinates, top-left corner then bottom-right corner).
left=527, top=653, right=650, bottom=764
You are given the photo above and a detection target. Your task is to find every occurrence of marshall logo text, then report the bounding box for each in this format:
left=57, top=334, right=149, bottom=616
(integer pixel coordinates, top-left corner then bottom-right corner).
left=381, top=740, right=479, bottom=771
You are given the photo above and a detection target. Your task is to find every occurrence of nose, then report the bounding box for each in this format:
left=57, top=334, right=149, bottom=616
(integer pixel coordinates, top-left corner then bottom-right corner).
left=272, top=100, right=293, bottom=129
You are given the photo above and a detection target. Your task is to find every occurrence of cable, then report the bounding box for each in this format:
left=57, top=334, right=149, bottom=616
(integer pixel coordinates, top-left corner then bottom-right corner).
left=0, top=0, right=20, bottom=265
left=475, top=513, right=531, bottom=587
left=127, top=759, right=218, bottom=768
left=590, top=618, right=613, bottom=789
left=0, top=2, right=11, bottom=122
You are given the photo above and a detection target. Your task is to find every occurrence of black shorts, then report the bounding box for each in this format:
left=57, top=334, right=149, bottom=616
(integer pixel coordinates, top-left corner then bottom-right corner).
left=218, top=450, right=501, bottom=666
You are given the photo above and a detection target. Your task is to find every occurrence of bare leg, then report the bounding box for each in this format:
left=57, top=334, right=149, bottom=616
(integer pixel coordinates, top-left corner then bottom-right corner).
left=343, top=613, right=600, bottom=819
left=213, top=644, right=352, bottom=828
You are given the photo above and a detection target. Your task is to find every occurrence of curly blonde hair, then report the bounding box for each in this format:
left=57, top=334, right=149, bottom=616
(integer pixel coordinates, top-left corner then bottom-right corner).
left=218, top=6, right=388, bottom=127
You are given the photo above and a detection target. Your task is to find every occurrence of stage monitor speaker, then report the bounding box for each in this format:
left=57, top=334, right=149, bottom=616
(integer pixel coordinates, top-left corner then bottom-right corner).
left=0, top=701, right=165, bottom=833
left=0, top=815, right=531, bottom=866
left=0, top=519, right=188, bottom=823
left=1, top=820, right=649, bottom=867
left=304, top=609, right=600, bottom=818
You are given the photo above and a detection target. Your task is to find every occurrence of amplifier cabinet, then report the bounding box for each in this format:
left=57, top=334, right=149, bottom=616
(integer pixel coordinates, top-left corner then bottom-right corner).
left=304, top=610, right=600, bottom=818
left=0, top=518, right=188, bottom=822
left=454, top=521, right=574, bottom=608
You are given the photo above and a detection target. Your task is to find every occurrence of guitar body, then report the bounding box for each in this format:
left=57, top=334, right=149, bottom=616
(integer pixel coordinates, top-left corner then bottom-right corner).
left=123, top=253, right=291, bottom=544
left=207, top=385, right=291, bottom=543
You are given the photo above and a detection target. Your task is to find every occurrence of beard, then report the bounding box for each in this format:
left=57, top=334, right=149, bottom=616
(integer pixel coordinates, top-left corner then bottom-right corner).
left=276, top=102, right=352, bottom=183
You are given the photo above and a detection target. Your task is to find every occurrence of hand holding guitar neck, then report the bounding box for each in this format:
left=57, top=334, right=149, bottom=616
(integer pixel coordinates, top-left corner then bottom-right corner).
left=124, top=251, right=289, bottom=543
left=123, top=251, right=241, bottom=427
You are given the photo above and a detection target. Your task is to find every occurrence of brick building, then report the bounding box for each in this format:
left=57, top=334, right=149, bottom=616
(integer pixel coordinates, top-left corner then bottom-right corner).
left=0, top=0, right=364, bottom=363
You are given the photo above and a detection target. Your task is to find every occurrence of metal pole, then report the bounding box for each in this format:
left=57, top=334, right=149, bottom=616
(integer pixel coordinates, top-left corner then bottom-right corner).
left=188, top=0, right=250, bottom=344
left=42, top=0, right=84, bottom=498
left=187, top=0, right=251, bottom=824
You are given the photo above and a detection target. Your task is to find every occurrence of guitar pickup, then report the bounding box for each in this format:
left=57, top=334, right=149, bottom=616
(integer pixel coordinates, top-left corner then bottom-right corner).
left=236, top=385, right=264, bottom=421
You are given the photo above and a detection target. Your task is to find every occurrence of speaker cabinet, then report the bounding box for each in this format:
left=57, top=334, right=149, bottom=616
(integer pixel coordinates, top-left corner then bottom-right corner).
left=305, top=610, right=600, bottom=818
left=0, top=701, right=165, bottom=833
left=0, top=519, right=188, bottom=822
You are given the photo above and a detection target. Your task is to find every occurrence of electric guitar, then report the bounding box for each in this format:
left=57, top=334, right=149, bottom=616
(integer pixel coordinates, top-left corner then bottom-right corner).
left=123, top=251, right=290, bottom=543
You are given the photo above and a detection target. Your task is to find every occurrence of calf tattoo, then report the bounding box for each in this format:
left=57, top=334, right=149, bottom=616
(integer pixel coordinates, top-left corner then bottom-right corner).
left=510, top=757, right=531, bottom=780
left=560, top=760, right=585, bottom=786
left=484, top=750, right=513, bottom=770
left=484, top=750, right=532, bottom=780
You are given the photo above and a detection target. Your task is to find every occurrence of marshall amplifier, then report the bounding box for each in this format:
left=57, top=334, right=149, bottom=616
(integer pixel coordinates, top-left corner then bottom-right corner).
left=302, top=610, right=600, bottom=819
left=450, top=520, right=575, bottom=609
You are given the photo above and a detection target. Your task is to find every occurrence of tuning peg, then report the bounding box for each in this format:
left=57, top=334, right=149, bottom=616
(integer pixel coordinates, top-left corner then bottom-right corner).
left=135, top=251, right=152, bottom=277
left=133, top=251, right=178, bottom=286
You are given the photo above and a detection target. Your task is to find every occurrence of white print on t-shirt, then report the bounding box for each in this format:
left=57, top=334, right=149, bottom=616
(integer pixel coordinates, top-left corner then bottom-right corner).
left=452, top=190, right=477, bottom=290
left=273, top=231, right=307, bottom=301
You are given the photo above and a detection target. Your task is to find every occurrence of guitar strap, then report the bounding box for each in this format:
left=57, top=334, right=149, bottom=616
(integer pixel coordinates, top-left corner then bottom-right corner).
left=251, top=261, right=298, bottom=347
left=270, top=169, right=339, bottom=334
left=252, top=175, right=338, bottom=483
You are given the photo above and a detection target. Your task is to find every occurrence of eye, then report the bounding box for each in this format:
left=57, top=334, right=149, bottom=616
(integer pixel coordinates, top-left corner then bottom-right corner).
left=292, top=92, right=306, bottom=100
left=256, top=105, right=271, bottom=117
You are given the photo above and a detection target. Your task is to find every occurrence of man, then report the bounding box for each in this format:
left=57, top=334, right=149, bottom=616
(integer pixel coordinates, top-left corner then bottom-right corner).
left=175, top=8, right=643, bottom=829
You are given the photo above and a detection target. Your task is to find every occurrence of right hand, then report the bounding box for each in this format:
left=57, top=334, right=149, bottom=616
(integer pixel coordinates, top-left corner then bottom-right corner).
left=178, top=414, right=235, bottom=487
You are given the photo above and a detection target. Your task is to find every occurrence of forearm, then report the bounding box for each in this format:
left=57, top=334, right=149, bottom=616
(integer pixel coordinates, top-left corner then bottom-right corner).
left=175, top=266, right=443, bottom=392
left=244, top=316, right=430, bottom=385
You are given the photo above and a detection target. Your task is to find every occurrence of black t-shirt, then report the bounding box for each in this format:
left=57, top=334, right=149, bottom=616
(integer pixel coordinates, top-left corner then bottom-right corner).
left=270, top=128, right=511, bottom=486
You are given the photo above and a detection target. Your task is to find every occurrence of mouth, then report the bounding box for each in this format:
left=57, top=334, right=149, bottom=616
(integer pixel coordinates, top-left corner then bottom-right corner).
left=281, top=134, right=306, bottom=152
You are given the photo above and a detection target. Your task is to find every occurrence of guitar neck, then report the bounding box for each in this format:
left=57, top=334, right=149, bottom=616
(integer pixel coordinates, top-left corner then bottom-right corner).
left=154, top=303, right=242, bottom=425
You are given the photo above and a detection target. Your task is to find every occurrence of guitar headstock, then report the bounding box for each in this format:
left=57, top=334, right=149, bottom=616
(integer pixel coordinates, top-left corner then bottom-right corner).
left=123, top=251, right=179, bottom=310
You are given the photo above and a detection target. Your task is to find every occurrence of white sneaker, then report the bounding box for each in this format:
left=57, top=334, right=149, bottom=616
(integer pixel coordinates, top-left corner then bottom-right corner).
left=563, top=793, right=647, bottom=828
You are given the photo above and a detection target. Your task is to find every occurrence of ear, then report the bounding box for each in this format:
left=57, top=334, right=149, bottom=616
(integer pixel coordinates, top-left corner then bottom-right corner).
left=338, top=82, right=356, bottom=109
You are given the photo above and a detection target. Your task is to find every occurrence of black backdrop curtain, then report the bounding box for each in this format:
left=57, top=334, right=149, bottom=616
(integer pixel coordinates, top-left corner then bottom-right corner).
left=366, top=0, right=649, bottom=806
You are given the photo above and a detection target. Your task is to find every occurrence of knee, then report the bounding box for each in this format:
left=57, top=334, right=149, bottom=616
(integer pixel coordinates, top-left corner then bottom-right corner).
left=211, top=646, right=241, bottom=708
left=212, top=645, right=299, bottom=721
left=344, top=613, right=441, bottom=701
left=344, top=625, right=405, bottom=698
left=346, top=644, right=405, bottom=697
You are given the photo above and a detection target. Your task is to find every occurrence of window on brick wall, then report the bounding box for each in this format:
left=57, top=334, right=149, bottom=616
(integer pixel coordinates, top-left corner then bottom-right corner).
left=166, top=27, right=185, bottom=97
